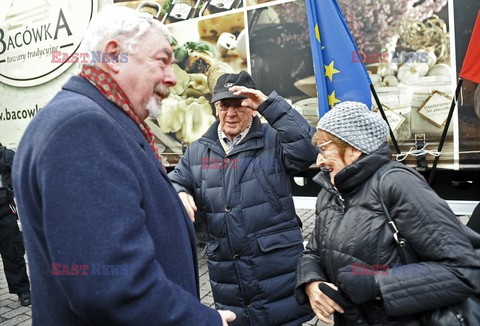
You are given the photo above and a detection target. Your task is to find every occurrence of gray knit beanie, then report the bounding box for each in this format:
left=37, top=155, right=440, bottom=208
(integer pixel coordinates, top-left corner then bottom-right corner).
left=316, top=101, right=389, bottom=154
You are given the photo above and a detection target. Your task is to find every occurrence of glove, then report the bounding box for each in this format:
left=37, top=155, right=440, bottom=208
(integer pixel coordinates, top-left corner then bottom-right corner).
left=319, top=283, right=369, bottom=325
left=337, top=265, right=380, bottom=305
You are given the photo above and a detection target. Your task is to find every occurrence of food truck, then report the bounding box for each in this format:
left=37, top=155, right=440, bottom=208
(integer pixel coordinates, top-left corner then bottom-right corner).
left=1, top=0, right=479, bottom=214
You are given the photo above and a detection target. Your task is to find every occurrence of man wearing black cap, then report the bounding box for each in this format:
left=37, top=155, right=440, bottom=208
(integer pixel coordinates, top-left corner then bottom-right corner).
left=169, top=70, right=317, bottom=325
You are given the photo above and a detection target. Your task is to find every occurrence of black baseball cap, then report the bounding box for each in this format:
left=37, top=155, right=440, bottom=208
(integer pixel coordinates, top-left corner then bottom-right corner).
left=211, top=70, right=256, bottom=104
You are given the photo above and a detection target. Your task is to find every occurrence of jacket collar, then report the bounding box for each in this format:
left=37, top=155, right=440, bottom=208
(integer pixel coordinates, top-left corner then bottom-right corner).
left=334, top=143, right=392, bottom=194
left=313, top=169, right=338, bottom=197
left=199, top=116, right=264, bottom=157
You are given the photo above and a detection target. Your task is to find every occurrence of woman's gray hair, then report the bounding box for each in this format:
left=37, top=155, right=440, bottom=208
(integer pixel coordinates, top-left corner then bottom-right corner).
left=80, top=5, right=172, bottom=66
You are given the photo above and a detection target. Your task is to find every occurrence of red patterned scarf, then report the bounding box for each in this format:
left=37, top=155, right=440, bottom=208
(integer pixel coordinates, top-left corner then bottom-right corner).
left=80, top=65, right=164, bottom=168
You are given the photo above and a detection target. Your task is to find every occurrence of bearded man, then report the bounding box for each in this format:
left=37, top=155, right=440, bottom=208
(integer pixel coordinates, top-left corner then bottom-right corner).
left=12, top=6, right=235, bottom=326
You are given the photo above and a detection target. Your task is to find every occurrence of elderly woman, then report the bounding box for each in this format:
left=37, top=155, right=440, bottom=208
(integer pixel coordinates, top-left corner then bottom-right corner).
left=295, top=101, right=480, bottom=325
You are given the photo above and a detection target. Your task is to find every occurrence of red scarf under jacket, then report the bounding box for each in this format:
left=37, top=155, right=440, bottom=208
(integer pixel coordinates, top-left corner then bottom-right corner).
left=80, top=65, right=164, bottom=168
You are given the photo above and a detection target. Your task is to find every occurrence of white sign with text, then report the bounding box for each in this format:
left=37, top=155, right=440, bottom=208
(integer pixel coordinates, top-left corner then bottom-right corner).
left=0, top=0, right=97, bottom=87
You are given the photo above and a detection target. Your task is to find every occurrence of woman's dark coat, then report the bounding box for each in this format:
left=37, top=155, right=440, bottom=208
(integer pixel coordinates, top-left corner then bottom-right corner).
left=295, top=144, right=480, bottom=325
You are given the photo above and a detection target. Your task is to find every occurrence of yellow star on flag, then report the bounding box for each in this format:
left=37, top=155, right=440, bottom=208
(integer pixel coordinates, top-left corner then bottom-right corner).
left=315, top=24, right=321, bottom=43
left=315, top=24, right=325, bottom=49
left=328, top=90, right=341, bottom=108
left=324, top=60, right=340, bottom=82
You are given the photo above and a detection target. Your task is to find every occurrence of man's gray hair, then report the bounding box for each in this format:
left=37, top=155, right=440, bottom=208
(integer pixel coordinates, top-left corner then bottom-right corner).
left=80, top=5, right=172, bottom=66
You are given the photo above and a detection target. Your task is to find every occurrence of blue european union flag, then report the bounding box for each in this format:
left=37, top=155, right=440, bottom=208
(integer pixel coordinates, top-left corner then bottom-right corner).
left=305, top=0, right=372, bottom=117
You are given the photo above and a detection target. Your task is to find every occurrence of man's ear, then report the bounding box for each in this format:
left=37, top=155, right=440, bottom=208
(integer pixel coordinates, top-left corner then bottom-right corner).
left=101, top=40, right=122, bottom=73
left=213, top=103, right=219, bottom=118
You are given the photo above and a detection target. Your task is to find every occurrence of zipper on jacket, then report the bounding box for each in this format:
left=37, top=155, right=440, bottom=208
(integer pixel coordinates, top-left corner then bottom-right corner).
left=337, top=194, right=345, bottom=211
left=326, top=192, right=345, bottom=282
left=314, top=171, right=345, bottom=211
left=314, top=170, right=346, bottom=281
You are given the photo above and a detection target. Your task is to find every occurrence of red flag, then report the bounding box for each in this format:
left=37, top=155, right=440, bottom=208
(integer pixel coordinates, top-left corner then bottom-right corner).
left=460, top=11, right=480, bottom=84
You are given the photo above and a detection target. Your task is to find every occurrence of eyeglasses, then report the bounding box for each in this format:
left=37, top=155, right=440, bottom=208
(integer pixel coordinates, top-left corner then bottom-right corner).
left=216, top=101, right=248, bottom=113
left=316, top=140, right=333, bottom=155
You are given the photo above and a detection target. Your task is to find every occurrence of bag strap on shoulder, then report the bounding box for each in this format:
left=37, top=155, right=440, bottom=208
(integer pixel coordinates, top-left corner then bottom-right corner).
left=378, top=167, right=420, bottom=264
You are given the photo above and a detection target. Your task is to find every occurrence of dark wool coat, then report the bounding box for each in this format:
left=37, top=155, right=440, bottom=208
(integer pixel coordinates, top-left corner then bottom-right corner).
left=12, top=76, right=221, bottom=325
left=295, top=144, right=480, bottom=325
left=169, top=91, right=317, bottom=325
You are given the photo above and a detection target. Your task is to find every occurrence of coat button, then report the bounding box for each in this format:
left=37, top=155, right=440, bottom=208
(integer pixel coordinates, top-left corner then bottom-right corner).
left=225, top=205, right=231, bottom=212
left=233, top=254, right=240, bottom=260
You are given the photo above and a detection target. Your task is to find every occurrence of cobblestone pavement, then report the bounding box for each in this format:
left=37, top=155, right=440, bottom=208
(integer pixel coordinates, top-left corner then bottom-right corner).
left=0, top=277, right=31, bottom=326
left=0, top=209, right=325, bottom=325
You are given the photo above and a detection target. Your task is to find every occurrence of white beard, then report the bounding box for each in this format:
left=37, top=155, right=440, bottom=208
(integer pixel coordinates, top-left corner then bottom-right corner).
left=146, top=95, right=162, bottom=119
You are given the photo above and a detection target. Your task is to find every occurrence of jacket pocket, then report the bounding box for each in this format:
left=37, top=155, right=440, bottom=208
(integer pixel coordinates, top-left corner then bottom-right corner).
left=205, top=240, right=220, bottom=261
left=256, top=227, right=303, bottom=253
left=255, top=169, right=283, bottom=213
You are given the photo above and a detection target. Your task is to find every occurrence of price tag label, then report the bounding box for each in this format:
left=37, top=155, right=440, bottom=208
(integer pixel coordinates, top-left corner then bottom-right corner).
left=374, top=104, right=405, bottom=132
left=417, top=91, right=452, bottom=127
left=210, top=0, right=235, bottom=10
left=170, top=3, right=192, bottom=20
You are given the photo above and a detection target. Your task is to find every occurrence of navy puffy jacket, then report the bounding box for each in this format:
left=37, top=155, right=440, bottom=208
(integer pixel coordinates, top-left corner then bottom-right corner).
left=169, top=91, right=317, bottom=325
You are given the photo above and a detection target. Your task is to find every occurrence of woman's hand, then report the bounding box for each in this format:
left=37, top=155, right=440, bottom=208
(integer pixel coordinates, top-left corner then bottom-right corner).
left=305, top=281, right=344, bottom=324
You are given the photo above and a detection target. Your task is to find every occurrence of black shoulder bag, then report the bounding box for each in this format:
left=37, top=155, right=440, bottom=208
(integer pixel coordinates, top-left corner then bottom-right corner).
left=379, top=168, right=480, bottom=326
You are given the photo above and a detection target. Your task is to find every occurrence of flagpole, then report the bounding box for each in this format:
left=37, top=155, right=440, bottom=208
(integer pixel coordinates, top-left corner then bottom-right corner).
left=370, top=84, right=401, bottom=154
left=428, top=78, right=464, bottom=186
